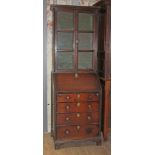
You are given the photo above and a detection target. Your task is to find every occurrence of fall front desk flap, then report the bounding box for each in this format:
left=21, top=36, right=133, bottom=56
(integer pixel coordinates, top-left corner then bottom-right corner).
left=54, top=73, right=100, bottom=92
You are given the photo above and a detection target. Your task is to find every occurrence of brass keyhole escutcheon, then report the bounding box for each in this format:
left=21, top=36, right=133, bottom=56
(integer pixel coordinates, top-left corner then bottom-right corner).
left=65, top=129, right=70, bottom=135
left=88, top=116, right=91, bottom=120
left=76, top=113, right=80, bottom=117
left=75, top=73, right=78, bottom=78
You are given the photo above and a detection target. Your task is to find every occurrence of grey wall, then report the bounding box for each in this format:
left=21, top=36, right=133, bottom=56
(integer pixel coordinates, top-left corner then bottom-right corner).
left=43, top=0, right=48, bottom=133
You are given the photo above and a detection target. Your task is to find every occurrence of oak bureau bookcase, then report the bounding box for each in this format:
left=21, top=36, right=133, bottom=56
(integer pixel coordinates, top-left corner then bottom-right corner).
left=50, top=5, right=102, bottom=149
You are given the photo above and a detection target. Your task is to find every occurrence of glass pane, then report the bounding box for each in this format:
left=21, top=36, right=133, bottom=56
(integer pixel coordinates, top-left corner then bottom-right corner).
left=78, top=33, right=93, bottom=50
left=57, top=32, right=73, bottom=50
left=57, top=52, right=73, bottom=69
left=57, top=12, right=74, bottom=30
left=78, top=13, right=93, bottom=31
left=78, top=52, right=93, bottom=69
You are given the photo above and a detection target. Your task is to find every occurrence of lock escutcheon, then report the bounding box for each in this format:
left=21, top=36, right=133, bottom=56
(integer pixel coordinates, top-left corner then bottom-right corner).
left=88, top=116, right=91, bottom=120
left=66, top=117, right=70, bottom=121
left=75, top=73, right=78, bottom=78
left=65, top=129, right=70, bottom=135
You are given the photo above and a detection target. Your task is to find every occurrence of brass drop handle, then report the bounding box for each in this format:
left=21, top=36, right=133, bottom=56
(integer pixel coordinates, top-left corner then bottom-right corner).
left=77, top=102, right=80, bottom=107
left=65, top=130, right=70, bottom=135
left=65, top=117, right=70, bottom=121
left=66, top=96, right=70, bottom=100
left=88, top=116, right=91, bottom=120
left=76, top=125, right=80, bottom=130
left=66, top=105, right=70, bottom=110
left=76, top=113, right=80, bottom=117
left=75, top=73, right=78, bottom=78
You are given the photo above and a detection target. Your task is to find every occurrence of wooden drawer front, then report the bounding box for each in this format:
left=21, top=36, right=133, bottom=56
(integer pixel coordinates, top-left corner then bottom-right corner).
left=57, top=124, right=99, bottom=140
left=77, top=93, right=99, bottom=102
left=56, top=93, right=100, bottom=103
left=56, top=102, right=99, bottom=113
left=56, top=112, right=99, bottom=125
left=57, top=94, right=76, bottom=102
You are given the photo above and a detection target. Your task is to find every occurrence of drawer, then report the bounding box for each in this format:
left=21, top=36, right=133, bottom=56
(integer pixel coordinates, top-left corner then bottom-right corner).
left=56, top=93, right=99, bottom=103
left=77, top=93, right=99, bottom=102
left=56, top=112, right=99, bottom=125
left=56, top=102, right=99, bottom=113
left=57, top=94, right=76, bottom=102
left=56, top=124, right=99, bottom=140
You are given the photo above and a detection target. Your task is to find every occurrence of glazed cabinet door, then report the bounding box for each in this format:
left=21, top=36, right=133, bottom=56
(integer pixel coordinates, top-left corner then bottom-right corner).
left=53, top=7, right=98, bottom=72
left=77, top=12, right=94, bottom=70
left=55, top=9, right=75, bottom=71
